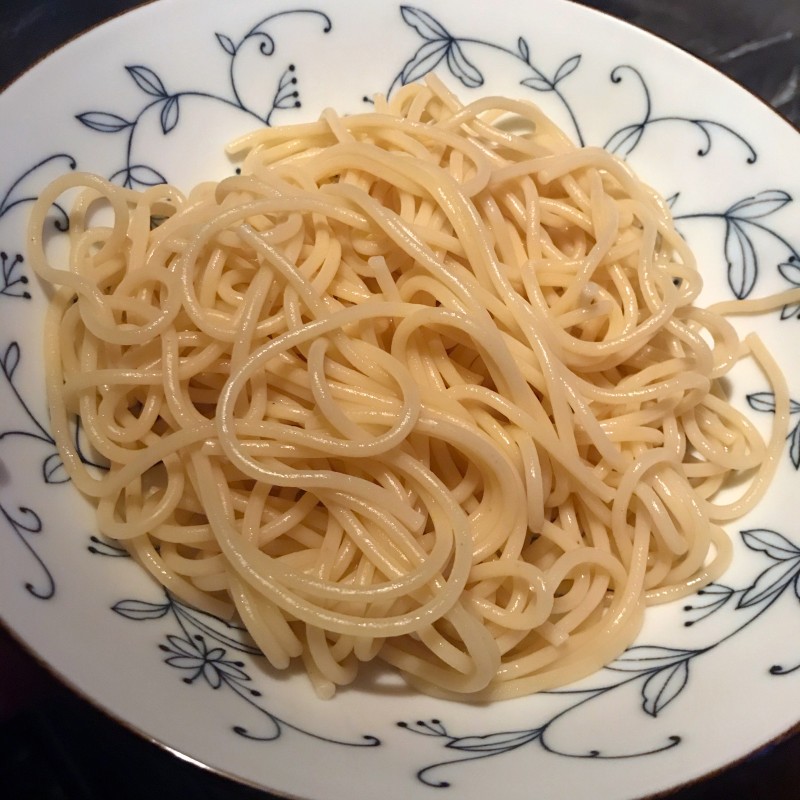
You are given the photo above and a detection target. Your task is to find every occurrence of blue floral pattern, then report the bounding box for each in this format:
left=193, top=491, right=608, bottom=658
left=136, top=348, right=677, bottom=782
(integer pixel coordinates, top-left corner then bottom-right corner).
left=74, top=10, right=331, bottom=187
left=672, top=190, right=800, bottom=300
left=110, top=586, right=381, bottom=747
left=385, top=6, right=585, bottom=143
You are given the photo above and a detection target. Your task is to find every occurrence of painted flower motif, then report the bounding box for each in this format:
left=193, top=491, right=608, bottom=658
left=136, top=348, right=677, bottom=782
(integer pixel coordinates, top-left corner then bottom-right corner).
left=159, top=633, right=251, bottom=688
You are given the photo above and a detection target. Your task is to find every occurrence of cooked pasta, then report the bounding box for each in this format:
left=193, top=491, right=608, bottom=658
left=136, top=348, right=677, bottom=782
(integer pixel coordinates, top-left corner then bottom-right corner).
left=27, top=78, right=791, bottom=700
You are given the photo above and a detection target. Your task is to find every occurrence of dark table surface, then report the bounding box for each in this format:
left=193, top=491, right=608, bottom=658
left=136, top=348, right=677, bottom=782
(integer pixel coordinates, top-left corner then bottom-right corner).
left=1, top=2, right=799, bottom=799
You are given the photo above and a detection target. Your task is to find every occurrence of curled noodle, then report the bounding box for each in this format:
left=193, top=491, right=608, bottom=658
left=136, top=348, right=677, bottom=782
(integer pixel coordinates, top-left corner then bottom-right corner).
left=27, top=78, right=790, bottom=701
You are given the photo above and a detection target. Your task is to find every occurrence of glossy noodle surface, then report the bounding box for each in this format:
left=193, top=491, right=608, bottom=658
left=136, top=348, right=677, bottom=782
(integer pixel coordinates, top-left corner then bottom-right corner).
left=27, top=79, right=789, bottom=700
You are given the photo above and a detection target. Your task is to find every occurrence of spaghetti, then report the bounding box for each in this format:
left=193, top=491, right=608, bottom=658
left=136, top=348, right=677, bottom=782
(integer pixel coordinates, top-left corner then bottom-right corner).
left=27, top=78, right=790, bottom=700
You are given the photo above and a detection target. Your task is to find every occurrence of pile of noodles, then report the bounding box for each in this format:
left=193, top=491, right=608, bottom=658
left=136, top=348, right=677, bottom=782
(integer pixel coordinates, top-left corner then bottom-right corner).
left=27, top=78, right=789, bottom=700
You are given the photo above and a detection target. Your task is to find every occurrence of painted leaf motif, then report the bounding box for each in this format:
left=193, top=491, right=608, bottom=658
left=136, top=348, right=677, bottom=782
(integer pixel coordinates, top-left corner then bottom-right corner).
left=400, top=40, right=449, bottom=85
left=642, top=660, right=689, bottom=717
left=164, top=634, right=201, bottom=655
left=517, top=36, right=530, bottom=61
left=42, top=452, right=69, bottom=484
left=780, top=301, right=800, bottom=320
left=446, top=41, right=483, bottom=88
left=608, top=645, right=696, bottom=673
left=119, top=165, right=167, bottom=188
left=790, top=424, right=800, bottom=469
left=160, top=96, right=180, bottom=135
left=724, top=219, right=757, bottom=299
left=1, top=341, right=20, bottom=379
left=177, top=610, right=259, bottom=653
left=112, top=598, right=170, bottom=620
left=165, top=654, right=201, bottom=669
left=126, top=65, right=167, bottom=97
left=727, top=190, right=792, bottom=220
left=202, top=663, right=224, bottom=688
left=747, top=391, right=777, bottom=413
left=448, top=729, right=541, bottom=753
left=400, top=5, right=450, bottom=41
left=778, top=259, right=800, bottom=286
left=521, top=73, right=554, bottom=92
left=215, top=661, right=250, bottom=681
left=76, top=112, right=132, bottom=133
left=741, top=528, right=800, bottom=561
left=553, top=54, right=581, bottom=84
left=215, top=32, right=236, bottom=55
left=738, top=558, right=800, bottom=608
left=604, top=124, right=645, bottom=157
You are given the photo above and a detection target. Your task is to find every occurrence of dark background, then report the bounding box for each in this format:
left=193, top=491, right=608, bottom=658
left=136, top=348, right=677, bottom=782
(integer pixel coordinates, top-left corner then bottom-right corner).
left=1, top=1, right=799, bottom=798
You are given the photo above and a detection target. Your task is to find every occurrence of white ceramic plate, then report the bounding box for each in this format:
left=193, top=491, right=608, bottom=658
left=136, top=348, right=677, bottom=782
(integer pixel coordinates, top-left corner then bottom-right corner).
left=1, top=1, right=799, bottom=798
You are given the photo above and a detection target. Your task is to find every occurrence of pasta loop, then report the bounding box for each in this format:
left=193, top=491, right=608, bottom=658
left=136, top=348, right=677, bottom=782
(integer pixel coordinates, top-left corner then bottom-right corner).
left=28, top=78, right=789, bottom=701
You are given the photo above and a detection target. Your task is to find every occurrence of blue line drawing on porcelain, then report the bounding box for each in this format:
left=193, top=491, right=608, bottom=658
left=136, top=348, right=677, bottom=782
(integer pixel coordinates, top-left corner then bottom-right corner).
left=385, top=6, right=585, bottom=144
left=746, top=392, right=800, bottom=469
left=0, top=338, right=99, bottom=485
left=87, top=535, right=130, bottom=557
left=1, top=502, right=54, bottom=600
left=110, top=588, right=382, bottom=749
left=75, top=9, right=332, bottom=188
left=672, top=190, right=800, bottom=300
left=0, top=337, right=110, bottom=595
left=1, top=251, right=30, bottom=300
left=0, top=155, right=81, bottom=597
left=604, top=65, right=758, bottom=163
left=778, top=266, right=800, bottom=319
left=0, top=153, right=77, bottom=225
left=399, top=526, right=800, bottom=788
left=0, top=340, right=66, bottom=598
left=0, top=341, right=67, bottom=484
left=0, top=153, right=78, bottom=299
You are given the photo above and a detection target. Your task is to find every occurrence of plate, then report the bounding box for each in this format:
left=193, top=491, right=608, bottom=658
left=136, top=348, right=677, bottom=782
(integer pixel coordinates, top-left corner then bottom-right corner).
left=1, top=1, right=799, bottom=798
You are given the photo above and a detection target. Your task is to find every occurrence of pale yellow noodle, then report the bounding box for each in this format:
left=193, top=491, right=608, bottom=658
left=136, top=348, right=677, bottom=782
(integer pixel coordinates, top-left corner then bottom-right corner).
left=27, top=78, right=789, bottom=702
